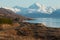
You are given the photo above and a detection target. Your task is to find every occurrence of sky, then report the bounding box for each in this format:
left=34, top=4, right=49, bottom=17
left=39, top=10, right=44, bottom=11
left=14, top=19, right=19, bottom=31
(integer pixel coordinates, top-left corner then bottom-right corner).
left=0, top=0, right=60, bottom=9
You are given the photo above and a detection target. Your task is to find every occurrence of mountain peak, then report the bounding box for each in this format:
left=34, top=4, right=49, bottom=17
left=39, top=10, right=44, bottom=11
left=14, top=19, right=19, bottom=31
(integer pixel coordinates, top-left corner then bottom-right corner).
left=29, top=2, right=56, bottom=13
left=29, top=2, right=41, bottom=9
left=35, top=2, right=41, bottom=8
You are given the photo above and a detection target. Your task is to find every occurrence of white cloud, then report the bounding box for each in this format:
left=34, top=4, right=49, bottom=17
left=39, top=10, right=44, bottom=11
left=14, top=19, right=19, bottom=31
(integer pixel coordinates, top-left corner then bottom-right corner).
left=3, top=7, right=21, bottom=13
left=14, top=8, right=21, bottom=12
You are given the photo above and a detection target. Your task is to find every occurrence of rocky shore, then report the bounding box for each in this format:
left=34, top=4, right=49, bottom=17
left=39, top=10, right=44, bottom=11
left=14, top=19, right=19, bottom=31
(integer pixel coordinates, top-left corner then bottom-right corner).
left=0, top=22, right=60, bottom=40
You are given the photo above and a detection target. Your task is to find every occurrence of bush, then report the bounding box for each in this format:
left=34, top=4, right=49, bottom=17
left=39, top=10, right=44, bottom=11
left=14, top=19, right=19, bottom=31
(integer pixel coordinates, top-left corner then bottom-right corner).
left=0, top=18, right=13, bottom=24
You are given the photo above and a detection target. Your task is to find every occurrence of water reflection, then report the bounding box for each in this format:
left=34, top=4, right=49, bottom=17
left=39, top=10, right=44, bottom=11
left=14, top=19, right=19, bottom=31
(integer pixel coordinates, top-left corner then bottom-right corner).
left=24, top=18, right=60, bottom=28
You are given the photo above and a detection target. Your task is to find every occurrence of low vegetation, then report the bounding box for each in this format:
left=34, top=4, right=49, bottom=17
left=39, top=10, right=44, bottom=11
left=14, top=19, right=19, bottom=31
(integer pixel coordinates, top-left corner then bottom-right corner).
left=0, top=18, right=13, bottom=24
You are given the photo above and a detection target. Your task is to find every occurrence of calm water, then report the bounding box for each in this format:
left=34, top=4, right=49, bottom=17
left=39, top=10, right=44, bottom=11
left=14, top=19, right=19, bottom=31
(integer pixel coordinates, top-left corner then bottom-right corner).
left=24, top=18, right=60, bottom=28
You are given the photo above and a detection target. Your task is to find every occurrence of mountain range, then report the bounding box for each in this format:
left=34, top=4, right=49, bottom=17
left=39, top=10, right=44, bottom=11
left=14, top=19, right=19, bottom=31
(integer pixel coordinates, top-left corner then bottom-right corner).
left=3, top=2, right=60, bottom=18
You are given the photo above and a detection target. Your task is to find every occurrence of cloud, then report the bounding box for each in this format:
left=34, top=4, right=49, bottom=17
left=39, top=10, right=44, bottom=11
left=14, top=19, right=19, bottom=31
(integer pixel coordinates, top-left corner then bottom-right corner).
left=14, top=8, right=21, bottom=12
left=3, top=7, right=21, bottom=13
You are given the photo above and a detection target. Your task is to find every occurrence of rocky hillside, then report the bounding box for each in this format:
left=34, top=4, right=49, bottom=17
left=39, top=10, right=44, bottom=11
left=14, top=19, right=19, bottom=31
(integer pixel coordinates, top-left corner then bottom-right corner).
left=0, top=8, right=31, bottom=22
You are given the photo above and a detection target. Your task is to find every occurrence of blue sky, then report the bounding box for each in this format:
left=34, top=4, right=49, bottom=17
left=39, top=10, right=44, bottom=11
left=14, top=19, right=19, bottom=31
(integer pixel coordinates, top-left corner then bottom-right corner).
left=0, top=0, right=60, bottom=9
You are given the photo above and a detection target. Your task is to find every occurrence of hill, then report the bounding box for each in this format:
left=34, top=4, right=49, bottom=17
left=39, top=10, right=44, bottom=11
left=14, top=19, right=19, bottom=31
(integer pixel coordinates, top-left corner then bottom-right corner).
left=0, top=8, right=31, bottom=22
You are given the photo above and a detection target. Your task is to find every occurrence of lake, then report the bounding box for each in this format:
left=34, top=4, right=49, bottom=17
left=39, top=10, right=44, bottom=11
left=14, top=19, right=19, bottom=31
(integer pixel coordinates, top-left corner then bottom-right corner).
left=24, top=18, right=60, bottom=28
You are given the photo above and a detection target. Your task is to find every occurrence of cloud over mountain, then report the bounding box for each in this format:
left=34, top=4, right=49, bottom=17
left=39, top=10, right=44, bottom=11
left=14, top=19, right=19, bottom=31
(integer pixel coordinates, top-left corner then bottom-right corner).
left=3, top=7, right=21, bottom=13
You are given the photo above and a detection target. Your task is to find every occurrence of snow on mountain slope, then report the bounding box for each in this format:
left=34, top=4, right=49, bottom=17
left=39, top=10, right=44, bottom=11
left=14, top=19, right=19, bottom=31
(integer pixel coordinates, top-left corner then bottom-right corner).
left=29, top=2, right=56, bottom=13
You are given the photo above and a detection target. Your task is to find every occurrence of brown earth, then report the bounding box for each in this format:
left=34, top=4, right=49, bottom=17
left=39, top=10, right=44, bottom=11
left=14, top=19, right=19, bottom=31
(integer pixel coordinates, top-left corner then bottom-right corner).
left=0, top=22, right=60, bottom=40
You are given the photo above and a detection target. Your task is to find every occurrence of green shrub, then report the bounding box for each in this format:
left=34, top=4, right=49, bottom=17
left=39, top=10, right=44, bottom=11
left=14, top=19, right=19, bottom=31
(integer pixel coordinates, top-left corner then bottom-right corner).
left=0, top=18, right=13, bottom=24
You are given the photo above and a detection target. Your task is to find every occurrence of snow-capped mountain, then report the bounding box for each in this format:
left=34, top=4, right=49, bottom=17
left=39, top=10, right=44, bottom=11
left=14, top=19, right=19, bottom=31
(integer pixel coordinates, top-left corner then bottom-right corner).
left=29, top=2, right=41, bottom=9
left=29, top=2, right=56, bottom=13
